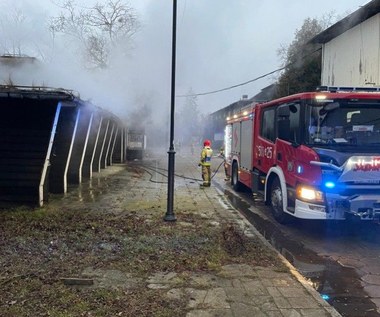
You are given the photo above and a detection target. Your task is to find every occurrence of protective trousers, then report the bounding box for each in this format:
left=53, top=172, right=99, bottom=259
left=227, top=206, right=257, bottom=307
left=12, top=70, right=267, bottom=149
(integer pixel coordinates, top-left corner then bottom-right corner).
left=202, top=165, right=211, bottom=186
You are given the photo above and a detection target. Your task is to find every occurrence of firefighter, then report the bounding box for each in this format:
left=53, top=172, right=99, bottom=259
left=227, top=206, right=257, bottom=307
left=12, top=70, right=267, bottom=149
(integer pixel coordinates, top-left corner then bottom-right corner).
left=219, top=146, right=230, bottom=181
left=198, top=139, right=213, bottom=187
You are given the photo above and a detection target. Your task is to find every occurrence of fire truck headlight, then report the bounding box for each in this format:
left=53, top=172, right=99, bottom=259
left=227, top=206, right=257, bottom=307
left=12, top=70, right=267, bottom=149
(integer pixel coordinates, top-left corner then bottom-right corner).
left=296, top=185, right=324, bottom=203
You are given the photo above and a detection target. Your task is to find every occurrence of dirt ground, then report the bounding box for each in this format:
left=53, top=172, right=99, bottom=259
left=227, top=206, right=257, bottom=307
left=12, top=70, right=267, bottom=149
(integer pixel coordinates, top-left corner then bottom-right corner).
left=0, top=162, right=285, bottom=317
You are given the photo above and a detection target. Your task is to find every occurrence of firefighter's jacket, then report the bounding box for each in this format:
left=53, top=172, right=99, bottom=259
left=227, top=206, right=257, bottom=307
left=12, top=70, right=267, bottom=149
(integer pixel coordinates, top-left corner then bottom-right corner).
left=200, top=146, right=213, bottom=166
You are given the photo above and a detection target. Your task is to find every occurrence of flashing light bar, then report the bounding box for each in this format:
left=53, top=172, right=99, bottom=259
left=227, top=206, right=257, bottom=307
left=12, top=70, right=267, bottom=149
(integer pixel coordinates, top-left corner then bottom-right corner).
left=347, top=156, right=380, bottom=171
left=226, top=111, right=254, bottom=122
left=317, top=86, right=380, bottom=93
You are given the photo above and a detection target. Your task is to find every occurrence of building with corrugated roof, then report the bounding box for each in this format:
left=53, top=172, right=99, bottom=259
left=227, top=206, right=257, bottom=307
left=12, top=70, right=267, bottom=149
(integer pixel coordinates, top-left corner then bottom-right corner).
left=310, top=0, right=380, bottom=87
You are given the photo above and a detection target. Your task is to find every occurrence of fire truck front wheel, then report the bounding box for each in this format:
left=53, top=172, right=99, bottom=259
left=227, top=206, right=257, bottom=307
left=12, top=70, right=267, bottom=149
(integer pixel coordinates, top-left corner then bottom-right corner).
left=231, top=162, right=242, bottom=191
left=270, top=178, right=290, bottom=224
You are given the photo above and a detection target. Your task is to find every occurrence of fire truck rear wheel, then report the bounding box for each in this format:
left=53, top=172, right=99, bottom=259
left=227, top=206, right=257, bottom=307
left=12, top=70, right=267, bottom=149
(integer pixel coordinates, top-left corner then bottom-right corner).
left=231, top=162, right=242, bottom=191
left=270, top=178, right=290, bottom=224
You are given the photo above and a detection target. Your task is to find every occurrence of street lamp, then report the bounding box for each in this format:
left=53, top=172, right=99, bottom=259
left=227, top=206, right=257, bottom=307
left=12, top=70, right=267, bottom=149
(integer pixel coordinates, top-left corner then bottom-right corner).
left=164, top=0, right=177, bottom=222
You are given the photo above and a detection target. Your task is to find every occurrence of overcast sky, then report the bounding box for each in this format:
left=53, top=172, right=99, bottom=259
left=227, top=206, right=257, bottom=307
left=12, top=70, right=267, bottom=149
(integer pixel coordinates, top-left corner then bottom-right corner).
left=133, top=0, right=368, bottom=115
left=0, top=0, right=369, bottom=118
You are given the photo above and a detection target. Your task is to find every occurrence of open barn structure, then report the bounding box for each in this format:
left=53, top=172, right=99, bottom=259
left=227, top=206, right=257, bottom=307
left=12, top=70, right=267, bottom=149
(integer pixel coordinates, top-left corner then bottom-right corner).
left=0, top=85, right=128, bottom=206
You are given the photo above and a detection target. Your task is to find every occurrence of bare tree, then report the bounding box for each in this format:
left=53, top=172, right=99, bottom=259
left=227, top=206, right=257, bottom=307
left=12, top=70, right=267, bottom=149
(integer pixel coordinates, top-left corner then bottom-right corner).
left=49, top=0, right=140, bottom=69
left=176, top=88, right=202, bottom=145
left=89, top=1, right=139, bottom=42
left=0, top=8, right=29, bottom=56
left=0, top=4, right=55, bottom=64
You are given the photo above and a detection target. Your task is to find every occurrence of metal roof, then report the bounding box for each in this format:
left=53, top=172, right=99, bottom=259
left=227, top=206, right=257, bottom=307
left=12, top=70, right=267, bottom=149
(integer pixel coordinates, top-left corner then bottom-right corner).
left=0, top=85, right=77, bottom=101
left=310, top=0, right=380, bottom=44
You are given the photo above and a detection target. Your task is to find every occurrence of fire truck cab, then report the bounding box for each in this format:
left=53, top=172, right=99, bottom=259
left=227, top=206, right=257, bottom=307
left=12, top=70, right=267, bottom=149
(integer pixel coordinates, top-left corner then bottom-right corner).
left=225, top=87, right=380, bottom=223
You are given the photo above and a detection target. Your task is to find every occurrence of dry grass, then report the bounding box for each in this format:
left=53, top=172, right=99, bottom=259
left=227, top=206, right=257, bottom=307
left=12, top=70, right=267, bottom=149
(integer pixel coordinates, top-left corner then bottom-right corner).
left=0, top=167, right=285, bottom=317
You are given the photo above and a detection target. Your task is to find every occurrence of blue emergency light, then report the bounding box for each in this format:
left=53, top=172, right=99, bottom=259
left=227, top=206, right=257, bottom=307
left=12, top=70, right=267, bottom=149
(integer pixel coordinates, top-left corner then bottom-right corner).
left=324, top=181, right=336, bottom=189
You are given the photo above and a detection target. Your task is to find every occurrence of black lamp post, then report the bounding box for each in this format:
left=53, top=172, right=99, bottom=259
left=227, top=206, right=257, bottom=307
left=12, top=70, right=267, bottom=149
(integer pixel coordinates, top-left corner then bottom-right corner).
left=164, top=0, right=177, bottom=222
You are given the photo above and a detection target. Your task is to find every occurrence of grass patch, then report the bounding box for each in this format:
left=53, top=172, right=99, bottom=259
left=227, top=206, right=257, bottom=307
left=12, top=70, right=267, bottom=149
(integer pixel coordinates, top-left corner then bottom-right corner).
left=0, top=178, right=285, bottom=316
left=1, top=279, right=186, bottom=317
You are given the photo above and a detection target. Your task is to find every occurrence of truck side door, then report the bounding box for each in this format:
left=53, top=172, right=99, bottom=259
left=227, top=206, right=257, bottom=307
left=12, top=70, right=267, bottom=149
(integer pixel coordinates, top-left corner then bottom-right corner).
left=255, top=107, right=276, bottom=174
left=275, top=103, right=301, bottom=188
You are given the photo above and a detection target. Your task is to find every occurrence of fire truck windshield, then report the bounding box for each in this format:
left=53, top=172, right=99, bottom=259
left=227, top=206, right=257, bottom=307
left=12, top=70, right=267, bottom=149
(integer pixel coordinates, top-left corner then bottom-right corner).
left=305, top=101, right=380, bottom=147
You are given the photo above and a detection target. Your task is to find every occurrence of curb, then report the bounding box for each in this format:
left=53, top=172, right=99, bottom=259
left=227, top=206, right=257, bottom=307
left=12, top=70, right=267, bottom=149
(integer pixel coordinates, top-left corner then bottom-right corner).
left=213, top=185, right=343, bottom=317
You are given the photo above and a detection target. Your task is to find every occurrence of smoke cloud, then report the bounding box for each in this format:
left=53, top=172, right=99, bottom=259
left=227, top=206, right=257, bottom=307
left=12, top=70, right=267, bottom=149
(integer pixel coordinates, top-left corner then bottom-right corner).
left=0, top=0, right=367, bottom=133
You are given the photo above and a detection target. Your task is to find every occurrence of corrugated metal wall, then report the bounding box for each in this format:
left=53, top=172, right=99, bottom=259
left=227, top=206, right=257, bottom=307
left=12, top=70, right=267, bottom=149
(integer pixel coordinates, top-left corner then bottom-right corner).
left=321, top=14, right=380, bottom=87
left=0, top=88, right=127, bottom=206
left=0, top=98, right=58, bottom=204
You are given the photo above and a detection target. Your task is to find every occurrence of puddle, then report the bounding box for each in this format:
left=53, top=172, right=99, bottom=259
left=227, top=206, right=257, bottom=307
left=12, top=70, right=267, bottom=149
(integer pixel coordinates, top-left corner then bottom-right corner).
left=222, top=188, right=380, bottom=317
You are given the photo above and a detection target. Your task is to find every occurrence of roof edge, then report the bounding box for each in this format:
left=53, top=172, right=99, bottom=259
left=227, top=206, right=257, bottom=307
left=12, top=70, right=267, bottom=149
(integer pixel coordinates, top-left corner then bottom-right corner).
left=309, top=0, right=380, bottom=44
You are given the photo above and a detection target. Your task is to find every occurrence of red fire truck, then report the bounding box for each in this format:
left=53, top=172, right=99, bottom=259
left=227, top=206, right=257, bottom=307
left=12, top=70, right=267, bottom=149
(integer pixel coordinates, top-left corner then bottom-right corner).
left=225, top=87, right=380, bottom=223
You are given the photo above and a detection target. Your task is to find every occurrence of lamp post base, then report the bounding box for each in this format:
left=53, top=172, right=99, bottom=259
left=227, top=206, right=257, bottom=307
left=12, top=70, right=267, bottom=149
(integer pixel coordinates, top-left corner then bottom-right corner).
left=164, top=148, right=177, bottom=222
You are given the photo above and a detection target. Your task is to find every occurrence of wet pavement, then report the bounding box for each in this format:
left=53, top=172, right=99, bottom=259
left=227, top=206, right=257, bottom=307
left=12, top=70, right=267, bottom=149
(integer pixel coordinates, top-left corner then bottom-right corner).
left=207, top=154, right=380, bottom=317
left=286, top=220, right=380, bottom=316
left=220, top=189, right=380, bottom=317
